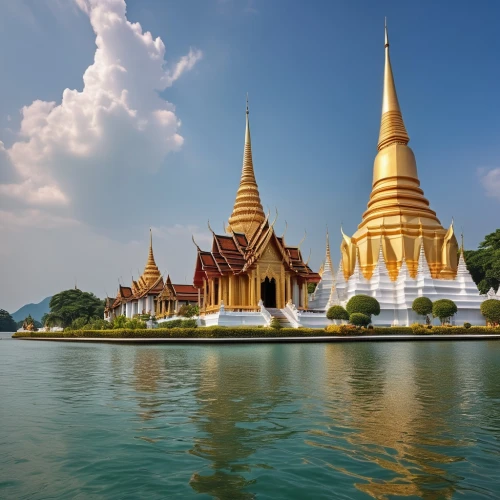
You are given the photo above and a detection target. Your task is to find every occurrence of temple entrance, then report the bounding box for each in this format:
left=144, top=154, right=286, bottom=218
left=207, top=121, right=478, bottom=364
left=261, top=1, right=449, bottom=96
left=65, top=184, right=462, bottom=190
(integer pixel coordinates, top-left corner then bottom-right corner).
left=261, top=277, right=276, bottom=308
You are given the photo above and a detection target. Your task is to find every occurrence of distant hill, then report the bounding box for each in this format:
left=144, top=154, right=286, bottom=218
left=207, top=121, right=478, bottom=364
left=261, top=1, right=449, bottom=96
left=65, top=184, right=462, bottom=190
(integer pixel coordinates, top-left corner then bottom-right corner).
left=12, top=296, right=52, bottom=322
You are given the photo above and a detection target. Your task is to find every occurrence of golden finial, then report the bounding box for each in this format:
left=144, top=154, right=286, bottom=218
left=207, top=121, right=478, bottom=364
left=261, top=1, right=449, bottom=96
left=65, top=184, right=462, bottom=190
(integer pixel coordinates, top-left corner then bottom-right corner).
left=270, top=207, right=278, bottom=228
left=305, top=248, right=312, bottom=266
left=378, top=19, right=410, bottom=151
left=298, top=230, right=307, bottom=250
left=281, top=221, right=288, bottom=240
left=191, top=234, right=201, bottom=250
left=207, top=219, right=215, bottom=235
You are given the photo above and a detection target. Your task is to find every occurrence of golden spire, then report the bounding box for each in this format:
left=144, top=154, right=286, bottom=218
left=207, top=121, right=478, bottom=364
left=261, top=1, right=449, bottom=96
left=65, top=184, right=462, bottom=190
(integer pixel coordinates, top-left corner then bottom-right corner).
left=378, top=19, right=410, bottom=151
left=228, top=95, right=266, bottom=237
left=139, top=228, right=162, bottom=289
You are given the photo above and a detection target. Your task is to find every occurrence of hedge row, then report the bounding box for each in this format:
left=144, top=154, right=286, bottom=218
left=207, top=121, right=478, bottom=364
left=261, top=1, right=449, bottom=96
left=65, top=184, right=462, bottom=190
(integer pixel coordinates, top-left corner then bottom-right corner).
left=13, top=325, right=500, bottom=339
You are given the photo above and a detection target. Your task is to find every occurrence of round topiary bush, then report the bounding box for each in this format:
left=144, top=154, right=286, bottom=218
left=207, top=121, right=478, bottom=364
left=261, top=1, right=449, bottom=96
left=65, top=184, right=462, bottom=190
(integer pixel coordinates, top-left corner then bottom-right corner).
left=346, top=295, right=380, bottom=318
left=464, top=322, right=471, bottom=329
left=349, top=313, right=371, bottom=327
left=480, top=300, right=500, bottom=326
left=412, top=297, right=433, bottom=317
left=432, top=299, right=458, bottom=325
left=326, top=305, right=349, bottom=321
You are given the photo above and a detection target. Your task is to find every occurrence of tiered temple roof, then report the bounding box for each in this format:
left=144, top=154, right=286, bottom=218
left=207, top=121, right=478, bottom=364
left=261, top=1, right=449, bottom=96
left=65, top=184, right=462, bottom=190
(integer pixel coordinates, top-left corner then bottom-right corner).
left=194, top=216, right=319, bottom=287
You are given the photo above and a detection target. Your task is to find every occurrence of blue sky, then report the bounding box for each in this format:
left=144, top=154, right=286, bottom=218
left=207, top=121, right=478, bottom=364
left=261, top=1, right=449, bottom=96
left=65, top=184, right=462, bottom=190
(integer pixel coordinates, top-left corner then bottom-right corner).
left=1, top=0, right=499, bottom=312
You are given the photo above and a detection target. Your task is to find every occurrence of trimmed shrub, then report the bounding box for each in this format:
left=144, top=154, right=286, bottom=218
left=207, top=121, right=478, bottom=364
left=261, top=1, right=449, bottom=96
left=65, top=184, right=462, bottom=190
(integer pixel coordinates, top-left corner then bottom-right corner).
left=326, top=305, right=349, bottom=322
left=325, top=324, right=359, bottom=335
left=349, top=313, right=371, bottom=327
left=464, top=322, right=471, bottom=329
left=432, top=299, right=458, bottom=325
left=412, top=297, right=433, bottom=317
left=346, top=295, right=380, bottom=318
left=13, top=325, right=500, bottom=339
left=480, top=300, right=500, bottom=326
left=270, top=318, right=282, bottom=330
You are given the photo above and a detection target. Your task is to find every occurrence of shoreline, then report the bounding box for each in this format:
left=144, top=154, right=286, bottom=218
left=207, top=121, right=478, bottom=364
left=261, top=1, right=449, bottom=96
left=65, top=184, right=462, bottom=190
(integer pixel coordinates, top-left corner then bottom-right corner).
left=13, top=334, right=500, bottom=344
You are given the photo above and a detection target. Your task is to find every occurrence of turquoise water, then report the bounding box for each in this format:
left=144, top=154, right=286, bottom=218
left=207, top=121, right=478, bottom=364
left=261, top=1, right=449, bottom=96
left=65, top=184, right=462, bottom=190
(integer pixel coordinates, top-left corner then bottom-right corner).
left=1, top=334, right=500, bottom=499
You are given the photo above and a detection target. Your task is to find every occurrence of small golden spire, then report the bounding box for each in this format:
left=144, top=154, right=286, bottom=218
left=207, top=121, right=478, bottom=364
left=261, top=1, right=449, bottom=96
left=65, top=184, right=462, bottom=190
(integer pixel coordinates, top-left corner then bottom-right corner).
left=139, top=228, right=161, bottom=289
left=378, top=20, right=410, bottom=150
left=228, top=95, right=266, bottom=237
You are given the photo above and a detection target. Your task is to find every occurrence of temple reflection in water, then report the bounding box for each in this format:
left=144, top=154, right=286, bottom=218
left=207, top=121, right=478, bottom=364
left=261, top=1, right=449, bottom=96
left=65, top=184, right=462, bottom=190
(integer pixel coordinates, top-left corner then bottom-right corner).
left=96, top=342, right=500, bottom=499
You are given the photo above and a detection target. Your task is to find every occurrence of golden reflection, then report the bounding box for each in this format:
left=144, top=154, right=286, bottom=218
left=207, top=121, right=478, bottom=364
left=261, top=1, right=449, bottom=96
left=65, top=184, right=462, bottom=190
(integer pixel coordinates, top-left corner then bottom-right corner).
left=189, top=346, right=291, bottom=499
left=133, top=348, right=163, bottom=421
left=315, top=343, right=464, bottom=499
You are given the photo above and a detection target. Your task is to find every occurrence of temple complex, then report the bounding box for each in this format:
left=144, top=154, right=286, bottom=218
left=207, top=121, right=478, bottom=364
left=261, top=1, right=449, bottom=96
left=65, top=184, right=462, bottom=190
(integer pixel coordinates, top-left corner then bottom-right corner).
left=105, top=230, right=198, bottom=321
left=103, top=24, right=492, bottom=328
left=193, top=99, right=320, bottom=326
left=334, top=23, right=485, bottom=325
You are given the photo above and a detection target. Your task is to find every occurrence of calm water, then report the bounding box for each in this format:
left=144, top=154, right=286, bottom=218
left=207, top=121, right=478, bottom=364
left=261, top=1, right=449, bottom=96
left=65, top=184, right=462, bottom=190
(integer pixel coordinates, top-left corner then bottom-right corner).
left=1, top=333, right=500, bottom=499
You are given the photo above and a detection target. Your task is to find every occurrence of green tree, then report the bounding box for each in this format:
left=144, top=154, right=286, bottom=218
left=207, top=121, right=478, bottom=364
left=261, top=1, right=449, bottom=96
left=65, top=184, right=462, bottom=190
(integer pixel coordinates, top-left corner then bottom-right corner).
left=0, top=309, right=17, bottom=332
left=46, top=289, right=105, bottom=328
left=178, top=304, right=199, bottom=318
left=326, top=305, right=349, bottom=322
left=124, top=318, right=147, bottom=330
left=480, top=300, right=500, bottom=326
left=113, top=315, right=127, bottom=329
left=346, top=295, right=380, bottom=318
left=307, top=283, right=317, bottom=294
left=464, top=229, right=500, bottom=294
left=412, top=297, right=433, bottom=322
left=349, top=313, right=371, bottom=327
left=432, top=299, right=458, bottom=325
left=41, top=313, right=49, bottom=326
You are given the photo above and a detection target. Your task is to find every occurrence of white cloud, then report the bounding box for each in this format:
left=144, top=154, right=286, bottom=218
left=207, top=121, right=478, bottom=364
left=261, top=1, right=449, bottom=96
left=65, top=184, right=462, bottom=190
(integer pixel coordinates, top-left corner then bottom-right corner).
left=479, top=168, right=500, bottom=200
left=1, top=0, right=202, bottom=212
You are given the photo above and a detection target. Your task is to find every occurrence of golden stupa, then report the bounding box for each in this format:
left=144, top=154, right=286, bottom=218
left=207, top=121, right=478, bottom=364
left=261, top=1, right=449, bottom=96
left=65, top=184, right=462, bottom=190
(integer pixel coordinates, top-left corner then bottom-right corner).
left=227, top=95, right=267, bottom=239
left=341, top=22, right=458, bottom=281
left=137, top=229, right=162, bottom=290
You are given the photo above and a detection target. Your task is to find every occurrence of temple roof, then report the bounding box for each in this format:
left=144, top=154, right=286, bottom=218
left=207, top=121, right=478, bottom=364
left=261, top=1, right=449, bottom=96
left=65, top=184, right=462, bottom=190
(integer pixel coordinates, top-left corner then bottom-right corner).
left=194, top=215, right=320, bottom=286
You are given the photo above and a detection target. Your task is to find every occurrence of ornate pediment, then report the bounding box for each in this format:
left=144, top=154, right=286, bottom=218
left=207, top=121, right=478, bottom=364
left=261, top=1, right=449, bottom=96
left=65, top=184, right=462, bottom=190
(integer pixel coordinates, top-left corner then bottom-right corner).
left=261, top=241, right=281, bottom=262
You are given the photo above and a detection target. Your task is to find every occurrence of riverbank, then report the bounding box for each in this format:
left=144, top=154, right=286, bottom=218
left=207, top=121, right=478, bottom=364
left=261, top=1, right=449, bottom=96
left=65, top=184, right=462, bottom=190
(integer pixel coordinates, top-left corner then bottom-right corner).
left=12, top=326, right=500, bottom=343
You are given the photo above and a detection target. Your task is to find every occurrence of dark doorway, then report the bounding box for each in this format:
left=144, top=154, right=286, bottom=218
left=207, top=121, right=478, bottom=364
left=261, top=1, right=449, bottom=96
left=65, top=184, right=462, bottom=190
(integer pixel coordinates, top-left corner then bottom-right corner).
left=261, top=277, right=276, bottom=308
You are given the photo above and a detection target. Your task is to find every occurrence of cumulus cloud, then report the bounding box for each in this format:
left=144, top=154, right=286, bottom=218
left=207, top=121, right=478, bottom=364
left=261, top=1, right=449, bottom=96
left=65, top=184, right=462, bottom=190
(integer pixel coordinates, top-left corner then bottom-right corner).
left=1, top=0, right=202, bottom=216
left=479, top=168, right=500, bottom=200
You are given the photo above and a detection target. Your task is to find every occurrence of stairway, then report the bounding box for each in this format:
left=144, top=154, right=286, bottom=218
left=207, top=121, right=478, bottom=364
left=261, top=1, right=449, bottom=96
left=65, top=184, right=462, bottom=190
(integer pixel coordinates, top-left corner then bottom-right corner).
left=266, top=308, right=293, bottom=328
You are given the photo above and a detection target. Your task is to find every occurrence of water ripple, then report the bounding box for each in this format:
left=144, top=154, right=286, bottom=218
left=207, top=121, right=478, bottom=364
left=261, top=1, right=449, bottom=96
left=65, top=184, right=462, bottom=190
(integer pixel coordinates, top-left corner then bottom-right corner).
left=1, top=334, right=500, bottom=499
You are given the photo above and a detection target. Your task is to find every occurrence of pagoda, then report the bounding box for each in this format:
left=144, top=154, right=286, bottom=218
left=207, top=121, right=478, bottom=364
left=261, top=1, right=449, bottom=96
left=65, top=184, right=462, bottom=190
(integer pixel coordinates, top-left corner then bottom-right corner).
left=337, top=23, right=485, bottom=326
left=105, top=230, right=199, bottom=321
left=193, top=99, right=320, bottom=326
left=309, top=228, right=338, bottom=311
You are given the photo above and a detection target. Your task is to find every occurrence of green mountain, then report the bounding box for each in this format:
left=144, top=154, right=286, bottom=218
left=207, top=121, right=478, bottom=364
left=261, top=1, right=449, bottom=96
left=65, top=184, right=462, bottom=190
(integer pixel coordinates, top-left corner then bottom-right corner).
left=12, top=296, right=52, bottom=322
